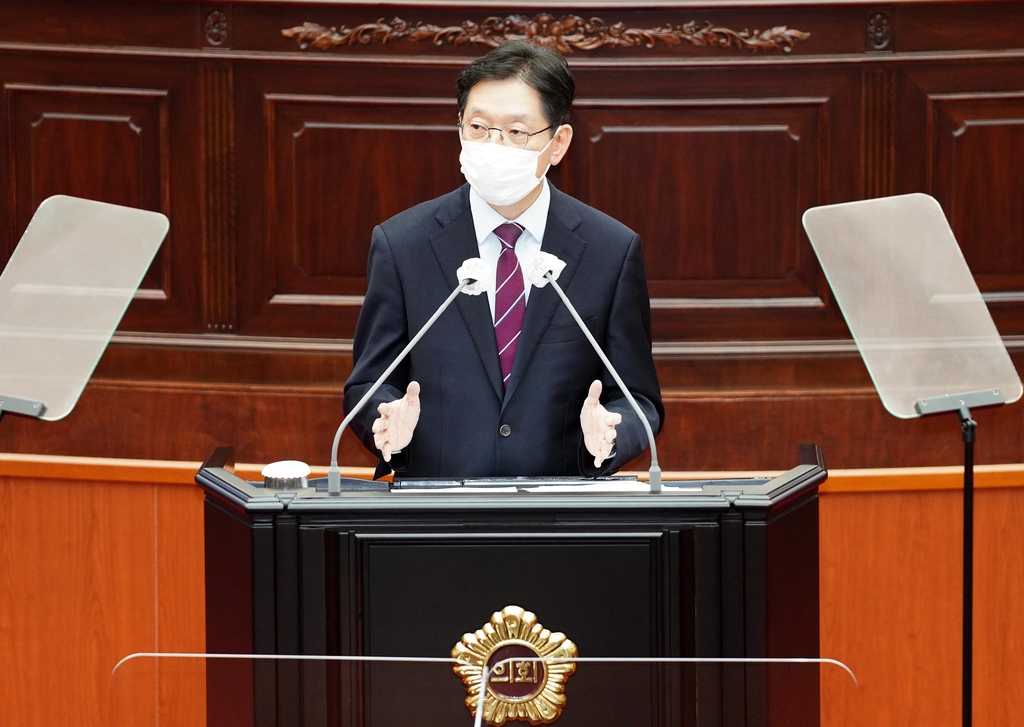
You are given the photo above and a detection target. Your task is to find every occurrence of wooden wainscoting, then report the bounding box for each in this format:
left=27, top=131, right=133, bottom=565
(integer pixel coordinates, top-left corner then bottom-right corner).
left=0, top=455, right=207, bottom=727
left=4, top=0, right=1024, bottom=470
left=819, top=467, right=1024, bottom=727
left=0, top=455, right=1022, bottom=726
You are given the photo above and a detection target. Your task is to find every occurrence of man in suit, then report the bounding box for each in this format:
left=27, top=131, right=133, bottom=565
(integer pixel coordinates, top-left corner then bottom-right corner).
left=344, top=40, right=663, bottom=479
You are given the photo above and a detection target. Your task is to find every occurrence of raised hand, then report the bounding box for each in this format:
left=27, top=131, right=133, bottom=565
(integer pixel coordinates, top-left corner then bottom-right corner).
left=580, top=380, right=621, bottom=467
left=372, top=381, right=421, bottom=462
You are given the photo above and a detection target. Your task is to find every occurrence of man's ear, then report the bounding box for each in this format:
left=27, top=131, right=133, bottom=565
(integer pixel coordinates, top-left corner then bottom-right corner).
left=548, top=125, right=573, bottom=166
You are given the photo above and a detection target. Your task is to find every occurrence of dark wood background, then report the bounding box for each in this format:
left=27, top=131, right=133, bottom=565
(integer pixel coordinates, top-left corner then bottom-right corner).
left=1, top=0, right=1023, bottom=470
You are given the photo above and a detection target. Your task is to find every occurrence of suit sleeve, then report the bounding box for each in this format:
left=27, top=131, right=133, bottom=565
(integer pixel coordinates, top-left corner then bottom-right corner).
left=579, top=233, right=664, bottom=476
left=343, top=225, right=412, bottom=474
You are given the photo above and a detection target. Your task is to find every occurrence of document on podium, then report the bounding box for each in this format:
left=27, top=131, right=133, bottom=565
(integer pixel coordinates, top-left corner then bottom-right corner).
left=389, top=476, right=701, bottom=493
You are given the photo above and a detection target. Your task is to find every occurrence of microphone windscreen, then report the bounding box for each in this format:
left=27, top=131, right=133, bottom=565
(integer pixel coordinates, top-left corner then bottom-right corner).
left=457, top=257, right=490, bottom=295
left=525, top=251, right=567, bottom=288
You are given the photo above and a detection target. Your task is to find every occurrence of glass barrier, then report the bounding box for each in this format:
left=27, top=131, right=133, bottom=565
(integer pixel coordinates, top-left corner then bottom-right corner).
left=110, top=651, right=856, bottom=727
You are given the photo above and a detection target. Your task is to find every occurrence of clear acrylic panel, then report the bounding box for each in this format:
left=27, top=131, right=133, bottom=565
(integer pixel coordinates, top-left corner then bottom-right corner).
left=109, top=652, right=856, bottom=727
left=0, top=195, right=168, bottom=420
left=803, top=193, right=1021, bottom=418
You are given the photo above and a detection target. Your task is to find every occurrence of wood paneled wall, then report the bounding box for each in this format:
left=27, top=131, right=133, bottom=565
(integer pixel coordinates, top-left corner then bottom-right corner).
left=820, top=468, right=1024, bottom=727
left=1, top=1, right=1024, bottom=470
left=0, top=456, right=207, bottom=727
left=1, top=454, right=1022, bottom=726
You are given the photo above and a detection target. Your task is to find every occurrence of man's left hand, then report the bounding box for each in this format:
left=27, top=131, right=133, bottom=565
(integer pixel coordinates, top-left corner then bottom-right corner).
left=580, top=380, right=622, bottom=467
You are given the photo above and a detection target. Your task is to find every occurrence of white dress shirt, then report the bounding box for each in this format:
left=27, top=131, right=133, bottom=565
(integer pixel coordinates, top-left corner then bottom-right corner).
left=468, top=179, right=550, bottom=321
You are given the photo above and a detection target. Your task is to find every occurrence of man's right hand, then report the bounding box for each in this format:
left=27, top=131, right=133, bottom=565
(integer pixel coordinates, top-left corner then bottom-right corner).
left=372, top=381, right=421, bottom=462
left=580, top=380, right=622, bottom=467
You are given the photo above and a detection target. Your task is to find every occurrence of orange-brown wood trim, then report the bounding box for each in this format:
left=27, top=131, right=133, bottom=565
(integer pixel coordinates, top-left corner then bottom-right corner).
left=0, top=453, right=378, bottom=484
left=3, top=454, right=1021, bottom=493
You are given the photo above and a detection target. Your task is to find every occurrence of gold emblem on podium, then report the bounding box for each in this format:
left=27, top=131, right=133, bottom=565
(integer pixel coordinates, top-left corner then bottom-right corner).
left=452, top=605, right=577, bottom=725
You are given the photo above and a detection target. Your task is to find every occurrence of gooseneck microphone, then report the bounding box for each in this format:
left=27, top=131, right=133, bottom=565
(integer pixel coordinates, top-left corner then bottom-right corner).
left=327, top=259, right=489, bottom=494
left=525, top=252, right=662, bottom=492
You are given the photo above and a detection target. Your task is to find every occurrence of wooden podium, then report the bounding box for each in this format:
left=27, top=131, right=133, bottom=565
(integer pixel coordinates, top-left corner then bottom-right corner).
left=199, top=447, right=824, bottom=727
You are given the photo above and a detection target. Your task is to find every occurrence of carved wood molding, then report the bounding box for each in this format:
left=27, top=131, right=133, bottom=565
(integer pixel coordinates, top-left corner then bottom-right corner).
left=862, top=68, right=895, bottom=198
left=281, top=14, right=810, bottom=54
left=205, top=9, right=229, bottom=47
left=200, top=63, right=237, bottom=332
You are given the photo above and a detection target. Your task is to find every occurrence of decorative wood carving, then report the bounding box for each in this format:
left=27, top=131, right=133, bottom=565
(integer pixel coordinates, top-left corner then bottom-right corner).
left=866, top=12, right=892, bottom=51
left=281, top=14, right=810, bottom=55
left=205, top=9, right=228, bottom=47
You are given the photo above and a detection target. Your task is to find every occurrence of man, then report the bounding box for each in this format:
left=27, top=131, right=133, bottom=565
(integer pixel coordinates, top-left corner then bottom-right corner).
left=344, top=40, right=663, bottom=479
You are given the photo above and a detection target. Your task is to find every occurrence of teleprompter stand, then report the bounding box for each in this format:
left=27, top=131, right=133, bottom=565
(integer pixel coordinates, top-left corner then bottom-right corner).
left=0, top=394, right=45, bottom=423
left=0, top=196, right=167, bottom=428
left=915, top=388, right=1003, bottom=727
left=804, top=194, right=1022, bottom=727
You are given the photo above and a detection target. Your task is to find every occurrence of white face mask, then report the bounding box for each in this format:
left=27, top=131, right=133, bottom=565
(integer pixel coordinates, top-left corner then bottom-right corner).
left=459, top=131, right=557, bottom=207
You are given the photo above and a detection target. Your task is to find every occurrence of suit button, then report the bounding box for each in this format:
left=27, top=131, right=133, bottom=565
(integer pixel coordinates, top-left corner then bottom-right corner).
left=499, top=424, right=512, bottom=437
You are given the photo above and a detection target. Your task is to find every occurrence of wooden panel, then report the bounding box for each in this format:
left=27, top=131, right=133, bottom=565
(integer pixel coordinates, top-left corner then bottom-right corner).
left=5, top=365, right=1024, bottom=472
left=0, top=379, right=363, bottom=466
left=972, top=485, right=1024, bottom=727
left=897, top=60, right=1024, bottom=336
left=0, top=1, right=201, bottom=49
left=0, top=465, right=205, bottom=727
left=895, top=2, right=1024, bottom=53
left=8, top=84, right=169, bottom=293
left=820, top=476, right=1024, bottom=727
left=573, top=102, right=820, bottom=294
left=930, top=93, right=1024, bottom=280
left=2, top=456, right=1023, bottom=726
left=564, top=62, right=861, bottom=342
left=238, top=94, right=463, bottom=337
left=156, top=482, right=207, bottom=724
left=272, top=96, right=461, bottom=287
left=820, top=488, right=961, bottom=727
left=1, top=60, right=205, bottom=332
left=570, top=99, right=828, bottom=344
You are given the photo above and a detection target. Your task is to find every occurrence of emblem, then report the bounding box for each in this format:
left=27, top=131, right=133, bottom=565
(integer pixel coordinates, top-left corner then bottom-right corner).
left=452, top=605, right=577, bottom=725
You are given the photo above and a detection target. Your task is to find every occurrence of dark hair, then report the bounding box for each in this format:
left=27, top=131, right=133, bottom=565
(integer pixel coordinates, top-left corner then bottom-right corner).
left=456, top=40, right=574, bottom=129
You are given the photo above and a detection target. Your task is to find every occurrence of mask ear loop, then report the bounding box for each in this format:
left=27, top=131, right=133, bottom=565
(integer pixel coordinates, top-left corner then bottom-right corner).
left=534, top=125, right=561, bottom=181
left=539, top=125, right=561, bottom=153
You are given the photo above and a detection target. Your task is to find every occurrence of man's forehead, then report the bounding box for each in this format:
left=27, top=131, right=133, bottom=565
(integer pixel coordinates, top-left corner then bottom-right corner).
left=464, top=106, right=531, bottom=122
left=463, top=79, right=545, bottom=121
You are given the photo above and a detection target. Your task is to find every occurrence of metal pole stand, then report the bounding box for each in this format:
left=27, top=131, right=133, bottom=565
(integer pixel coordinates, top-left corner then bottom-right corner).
left=916, top=390, right=1001, bottom=727
left=957, top=406, right=976, bottom=727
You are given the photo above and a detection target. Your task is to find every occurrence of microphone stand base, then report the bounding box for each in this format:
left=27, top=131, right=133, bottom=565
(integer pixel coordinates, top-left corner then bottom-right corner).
left=648, top=465, right=662, bottom=493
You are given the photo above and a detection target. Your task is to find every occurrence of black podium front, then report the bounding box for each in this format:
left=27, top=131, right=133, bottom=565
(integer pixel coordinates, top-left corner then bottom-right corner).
left=198, top=447, right=824, bottom=727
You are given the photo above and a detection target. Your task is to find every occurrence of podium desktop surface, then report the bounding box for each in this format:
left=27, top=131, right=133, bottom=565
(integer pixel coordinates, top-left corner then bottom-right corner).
left=198, top=451, right=824, bottom=727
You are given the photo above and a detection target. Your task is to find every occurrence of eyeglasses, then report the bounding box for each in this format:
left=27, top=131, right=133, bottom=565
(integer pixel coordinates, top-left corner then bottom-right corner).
left=458, top=121, right=555, bottom=149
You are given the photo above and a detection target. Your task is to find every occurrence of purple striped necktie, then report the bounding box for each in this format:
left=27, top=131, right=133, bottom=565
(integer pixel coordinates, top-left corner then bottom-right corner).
left=493, top=222, right=526, bottom=388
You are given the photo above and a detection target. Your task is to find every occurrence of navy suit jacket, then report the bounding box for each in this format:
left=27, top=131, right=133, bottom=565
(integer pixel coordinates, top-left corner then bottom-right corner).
left=343, top=183, right=664, bottom=479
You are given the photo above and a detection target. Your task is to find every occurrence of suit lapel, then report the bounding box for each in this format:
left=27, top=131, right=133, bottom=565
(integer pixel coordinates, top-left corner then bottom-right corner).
left=502, top=188, right=585, bottom=410
left=429, top=187, right=505, bottom=402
